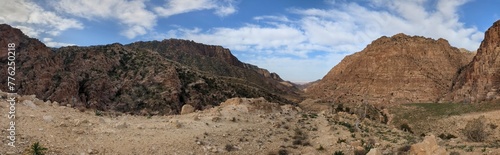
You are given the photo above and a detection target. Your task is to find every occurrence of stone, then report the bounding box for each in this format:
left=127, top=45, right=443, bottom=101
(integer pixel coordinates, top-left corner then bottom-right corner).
left=115, top=122, right=128, bottom=129
left=42, top=115, right=53, bottom=122
left=22, top=100, right=37, bottom=109
left=180, top=104, right=195, bottom=115
left=409, top=135, right=447, bottom=155
left=366, top=148, right=382, bottom=155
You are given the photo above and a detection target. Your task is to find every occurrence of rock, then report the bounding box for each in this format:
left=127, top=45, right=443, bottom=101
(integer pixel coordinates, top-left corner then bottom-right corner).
left=42, top=115, right=53, bottom=122
left=72, top=128, right=85, bottom=134
left=447, top=20, right=500, bottom=102
left=22, top=100, right=37, bottom=109
left=350, top=141, right=362, bottom=147
left=115, top=122, right=128, bottom=129
left=366, top=148, right=382, bottom=155
left=88, top=148, right=99, bottom=154
left=409, top=135, right=447, bottom=155
left=180, top=104, right=195, bottom=115
left=59, top=122, right=68, bottom=127
left=306, top=33, right=471, bottom=105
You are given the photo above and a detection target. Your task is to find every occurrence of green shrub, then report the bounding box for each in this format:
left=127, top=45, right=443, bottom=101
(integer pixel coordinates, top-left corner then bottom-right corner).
left=29, top=142, right=48, bottom=155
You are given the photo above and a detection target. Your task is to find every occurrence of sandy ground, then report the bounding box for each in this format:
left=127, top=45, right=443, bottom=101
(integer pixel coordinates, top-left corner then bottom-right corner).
left=1, top=93, right=499, bottom=154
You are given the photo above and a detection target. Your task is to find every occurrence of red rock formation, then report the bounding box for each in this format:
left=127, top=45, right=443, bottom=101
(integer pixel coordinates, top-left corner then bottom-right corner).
left=306, top=33, right=472, bottom=105
left=0, top=24, right=296, bottom=115
left=447, top=20, right=500, bottom=102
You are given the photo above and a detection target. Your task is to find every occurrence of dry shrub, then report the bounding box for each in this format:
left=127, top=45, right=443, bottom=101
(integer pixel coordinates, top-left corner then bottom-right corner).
left=462, top=116, right=488, bottom=142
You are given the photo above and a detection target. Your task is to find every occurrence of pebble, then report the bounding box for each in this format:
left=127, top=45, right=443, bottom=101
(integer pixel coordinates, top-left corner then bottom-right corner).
left=43, top=115, right=53, bottom=122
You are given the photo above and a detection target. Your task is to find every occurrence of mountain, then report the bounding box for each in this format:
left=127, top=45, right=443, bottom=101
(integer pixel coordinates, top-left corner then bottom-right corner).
left=306, top=33, right=472, bottom=104
left=447, top=20, right=500, bottom=102
left=126, top=39, right=299, bottom=98
left=0, top=24, right=297, bottom=115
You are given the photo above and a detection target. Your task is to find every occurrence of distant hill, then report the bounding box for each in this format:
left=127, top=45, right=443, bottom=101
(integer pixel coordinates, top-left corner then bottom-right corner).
left=0, top=24, right=299, bottom=115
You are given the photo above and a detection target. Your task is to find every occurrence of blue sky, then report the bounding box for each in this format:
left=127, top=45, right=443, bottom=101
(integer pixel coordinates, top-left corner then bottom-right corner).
left=1, top=0, right=499, bottom=83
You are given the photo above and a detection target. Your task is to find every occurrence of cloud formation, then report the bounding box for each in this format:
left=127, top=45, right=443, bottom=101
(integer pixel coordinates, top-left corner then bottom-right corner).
left=0, top=0, right=83, bottom=37
left=51, top=0, right=157, bottom=39
left=165, top=0, right=484, bottom=82
left=154, top=0, right=237, bottom=17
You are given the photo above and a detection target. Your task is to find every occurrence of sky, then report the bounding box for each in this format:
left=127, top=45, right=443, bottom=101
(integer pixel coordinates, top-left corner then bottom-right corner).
left=1, top=0, right=499, bottom=83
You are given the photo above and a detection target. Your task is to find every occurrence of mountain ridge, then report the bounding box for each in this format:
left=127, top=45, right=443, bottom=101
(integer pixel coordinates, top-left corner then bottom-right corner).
left=0, top=24, right=298, bottom=115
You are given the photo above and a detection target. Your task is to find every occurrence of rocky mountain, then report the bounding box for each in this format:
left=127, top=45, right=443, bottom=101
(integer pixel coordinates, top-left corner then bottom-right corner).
left=126, top=40, right=298, bottom=97
left=447, top=20, right=500, bottom=102
left=306, top=33, right=473, bottom=104
left=0, top=24, right=297, bottom=115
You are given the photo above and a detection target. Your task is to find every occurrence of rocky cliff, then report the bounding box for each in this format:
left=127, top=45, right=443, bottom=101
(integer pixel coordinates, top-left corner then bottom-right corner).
left=447, top=20, right=500, bottom=102
left=126, top=40, right=297, bottom=96
left=0, top=24, right=296, bottom=115
left=306, top=33, right=472, bottom=104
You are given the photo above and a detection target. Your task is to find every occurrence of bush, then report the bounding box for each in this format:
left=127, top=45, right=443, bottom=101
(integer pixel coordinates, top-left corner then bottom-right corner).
left=463, top=116, right=488, bottom=142
left=438, top=133, right=457, bottom=140
left=278, top=149, right=288, bottom=155
left=450, top=151, right=460, bottom=155
left=354, top=149, right=366, bottom=155
left=334, top=151, right=345, bottom=155
left=397, top=145, right=411, bottom=152
left=400, top=123, right=413, bottom=134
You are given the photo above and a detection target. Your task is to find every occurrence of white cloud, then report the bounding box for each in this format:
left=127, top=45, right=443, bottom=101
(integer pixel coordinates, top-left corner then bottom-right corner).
left=163, top=0, right=483, bottom=82
left=0, top=0, right=83, bottom=38
left=155, top=0, right=237, bottom=17
left=52, top=0, right=157, bottom=39
left=43, top=37, right=76, bottom=47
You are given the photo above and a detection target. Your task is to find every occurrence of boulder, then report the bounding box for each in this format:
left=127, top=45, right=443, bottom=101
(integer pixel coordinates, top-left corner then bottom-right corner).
left=409, top=135, right=447, bottom=155
left=180, top=104, right=195, bottom=115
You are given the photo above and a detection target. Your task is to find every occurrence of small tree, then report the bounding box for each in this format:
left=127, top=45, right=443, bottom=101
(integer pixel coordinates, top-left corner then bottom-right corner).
left=463, top=116, right=488, bottom=142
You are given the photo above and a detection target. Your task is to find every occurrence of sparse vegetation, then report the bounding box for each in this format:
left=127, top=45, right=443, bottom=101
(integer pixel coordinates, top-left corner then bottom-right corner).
left=292, top=128, right=310, bottom=146
left=400, top=123, right=413, bottom=134
left=397, top=145, right=411, bottom=153
left=333, top=150, right=345, bottom=155
left=278, top=149, right=288, bottom=155
left=224, top=144, right=236, bottom=152
left=463, top=116, right=488, bottom=142
left=337, top=138, right=346, bottom=144
left=449, top=151, right=460, bottom=155
left=29, top=142, right=48, bottom=155
left=354, top=149, right=366, bottom=155
left=438, top=133, right=457, bottom=140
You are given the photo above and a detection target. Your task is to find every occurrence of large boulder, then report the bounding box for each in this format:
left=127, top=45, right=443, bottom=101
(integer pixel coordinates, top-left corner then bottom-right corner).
left=409, top=135, right=447, bottom=155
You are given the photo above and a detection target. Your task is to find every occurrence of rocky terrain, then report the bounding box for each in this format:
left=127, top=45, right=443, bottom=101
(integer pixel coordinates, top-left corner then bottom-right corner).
left=0, top=24, right=298, bottom=115
left=1, top=19, right=500, bottom=155
left=2, top=92, right=500, bottom=154
left=447, top=20, right=500, bottom=103
left=306, top=33, right=472, bottom=105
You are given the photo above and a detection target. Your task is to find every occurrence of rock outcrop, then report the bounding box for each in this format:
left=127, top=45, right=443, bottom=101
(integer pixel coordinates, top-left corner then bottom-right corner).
left=306, top=33, right=472, bottom=104
left=409, top=135, right=447, bottom=155
left=447, top=20, right=500, bottom=102
left=0, top=24, right=296, bottom=115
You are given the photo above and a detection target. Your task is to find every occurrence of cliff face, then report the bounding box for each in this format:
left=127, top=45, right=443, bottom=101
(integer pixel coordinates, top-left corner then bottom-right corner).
left=447, top=20, right=500, bottom=102
left=306, top=33, right=472, bottom=104
left=0, top=24, right=296, bottom=115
